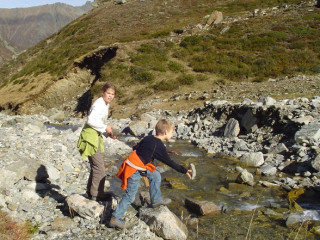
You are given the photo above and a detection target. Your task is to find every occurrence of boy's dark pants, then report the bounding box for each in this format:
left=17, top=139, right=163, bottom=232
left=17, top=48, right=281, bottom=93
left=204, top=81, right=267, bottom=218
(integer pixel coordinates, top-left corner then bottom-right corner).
left=87, top=139, right=105, bottom=197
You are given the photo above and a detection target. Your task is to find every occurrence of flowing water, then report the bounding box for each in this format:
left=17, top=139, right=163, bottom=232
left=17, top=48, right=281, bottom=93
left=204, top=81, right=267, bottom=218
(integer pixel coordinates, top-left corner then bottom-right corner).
left=111, top=139, right=320, bottom=240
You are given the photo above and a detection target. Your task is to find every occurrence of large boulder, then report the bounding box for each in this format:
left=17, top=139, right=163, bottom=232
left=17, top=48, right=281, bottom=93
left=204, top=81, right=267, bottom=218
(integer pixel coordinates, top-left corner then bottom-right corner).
left=140, top=205, right=188, bottom=240
left=66, top=194, right=104, bottom=219
left=185, top=198, right=220, bottom=216
left=311, top=154, right=320, bottom=172
left=239, top=152, right=264, bottom=167
left=236, top=169, right=254, bottom=186
left=206, top=10, right=223, bottom=26
left=294, top=122, right=320, bottom=144
left=128, top=120, right=149, bottom=137
left=241, top=109, right=258, bottom=133
left=224, top=118, right=240, bottom=138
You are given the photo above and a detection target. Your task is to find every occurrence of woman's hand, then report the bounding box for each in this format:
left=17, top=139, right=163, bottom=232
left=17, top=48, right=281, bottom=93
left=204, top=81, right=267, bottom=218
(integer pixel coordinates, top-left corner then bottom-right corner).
left=105, top=126, right=117, bottom=139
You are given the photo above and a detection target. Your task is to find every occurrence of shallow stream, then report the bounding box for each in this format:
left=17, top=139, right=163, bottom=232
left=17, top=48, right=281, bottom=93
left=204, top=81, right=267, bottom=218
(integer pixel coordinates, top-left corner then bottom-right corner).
left=111, top=140, right=320, bottom=240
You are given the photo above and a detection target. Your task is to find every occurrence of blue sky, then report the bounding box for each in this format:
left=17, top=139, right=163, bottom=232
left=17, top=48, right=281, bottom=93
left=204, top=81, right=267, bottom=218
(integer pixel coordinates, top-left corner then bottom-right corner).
left=0, top=0, right=93, bottom=9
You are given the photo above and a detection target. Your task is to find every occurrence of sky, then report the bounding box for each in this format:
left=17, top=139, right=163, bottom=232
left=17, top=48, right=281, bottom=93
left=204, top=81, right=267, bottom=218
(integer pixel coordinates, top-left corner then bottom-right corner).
left=0, top=0, right=93, bottom=9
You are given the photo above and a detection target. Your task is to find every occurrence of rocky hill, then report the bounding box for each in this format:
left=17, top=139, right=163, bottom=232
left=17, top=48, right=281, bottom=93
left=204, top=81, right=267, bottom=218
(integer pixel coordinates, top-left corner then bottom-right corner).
left=0, top=1, right=93, bottom=63
left=0, top=0, right=319, bottom=118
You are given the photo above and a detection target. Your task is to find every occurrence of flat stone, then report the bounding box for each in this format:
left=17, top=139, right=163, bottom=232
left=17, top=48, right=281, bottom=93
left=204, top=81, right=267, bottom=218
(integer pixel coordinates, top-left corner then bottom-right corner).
left=185, top=198, right=220, bottom=216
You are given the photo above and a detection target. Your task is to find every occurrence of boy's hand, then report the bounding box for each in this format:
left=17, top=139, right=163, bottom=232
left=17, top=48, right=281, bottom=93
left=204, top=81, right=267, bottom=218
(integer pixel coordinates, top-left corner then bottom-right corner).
left=186, top=169, right=192, bottom=179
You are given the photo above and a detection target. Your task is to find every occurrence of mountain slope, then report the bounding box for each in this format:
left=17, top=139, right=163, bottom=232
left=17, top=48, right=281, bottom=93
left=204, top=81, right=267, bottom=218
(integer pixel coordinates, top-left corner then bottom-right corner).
left=0, top=0, right=319, bottom=118
left=0, top=1, right=93, bottom=61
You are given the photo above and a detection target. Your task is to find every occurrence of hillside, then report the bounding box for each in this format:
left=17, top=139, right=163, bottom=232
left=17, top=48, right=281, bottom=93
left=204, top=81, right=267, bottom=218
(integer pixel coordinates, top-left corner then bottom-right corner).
left=0, top=0, right=319, bottom=118
left=0, top=1, right=93, bottom=63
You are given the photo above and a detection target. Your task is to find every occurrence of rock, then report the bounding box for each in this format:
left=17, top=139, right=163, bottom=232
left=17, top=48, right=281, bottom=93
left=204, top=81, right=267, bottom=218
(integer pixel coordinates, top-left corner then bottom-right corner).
left=260, top=165, right=277, bottom=176
left=189, top=163, right=196, bottom=180
left=285, top=210, right=320, bottom=228
left=116, top=0, right=126, bottom=4
left=206, top=10, right=223, bottom=26
left=236, top=169, right=254, bottom=186
left=241, top=109, right=258, bottom=133
left=258, top=96, right=276, bottom=105
left=21, top=189, right=40, bottom=202
left=51, top=217, right=77, bottom=232
left=139, top=191, right=151, bottom=205
left=239, top=152, right=264, bottom=167
left=268, top=143, right=288, bottom=154
left=66, top=194, right=104, bottom=219
left=295, top=122, right=320, bottom=144
left=292, top=116, right=314, bottom=125
left=0, top=169, right=19, bottom=189
left=140, top=205, right=188, bottom=240
left=128, top=120, right=149, bottom=137
left=259, top=181, right=280, bottom=187
left=185, top=198, right=220, bottom=216
left=224, top=118, right=240, bottom=137
left=103, top=137, right=132, bottom=156
left=311, top=154, right=320, bottom=172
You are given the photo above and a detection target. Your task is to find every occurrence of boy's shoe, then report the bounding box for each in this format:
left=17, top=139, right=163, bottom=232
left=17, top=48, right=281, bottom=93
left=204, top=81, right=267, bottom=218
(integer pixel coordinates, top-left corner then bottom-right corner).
left=109, top=217, right=125, bottom=229
left=151, top=198, right=172, bottom=208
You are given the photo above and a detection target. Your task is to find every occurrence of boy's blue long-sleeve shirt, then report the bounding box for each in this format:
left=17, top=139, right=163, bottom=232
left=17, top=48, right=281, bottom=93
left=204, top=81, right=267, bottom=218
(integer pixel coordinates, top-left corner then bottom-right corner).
left=133, top=135, right=187, bottom=174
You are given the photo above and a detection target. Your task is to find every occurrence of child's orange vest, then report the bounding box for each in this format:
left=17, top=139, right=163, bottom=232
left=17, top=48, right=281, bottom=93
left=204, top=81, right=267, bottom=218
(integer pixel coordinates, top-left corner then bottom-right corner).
left=117, top=150, right=156, bottom=190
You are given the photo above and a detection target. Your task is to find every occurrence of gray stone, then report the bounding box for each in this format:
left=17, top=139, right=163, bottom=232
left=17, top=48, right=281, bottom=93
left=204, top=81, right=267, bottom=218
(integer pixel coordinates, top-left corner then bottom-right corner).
left=140, top=205, right=188, bottom=240
left=292, top=116, right=314, bottom=125
left=268, top=143, right=288, bottom=154
left=66, top=194, right=104, bottom=220
left=295, top=122, right=320, bottom=144
left=241, top=109, right=258, bottom=133
left=258, top=96, right=276, bottom=105
left=224, top=118, right=240, bottom=137
left=185, top=198, right=220, bottom=216
left=260, top=165, right=277, bottom=176
left=239, top=152, right=264, bottom=167
left=311, top=154, right=320, bottom=172
left=236, top=169, right=254, bottom=186
left=0, top=169, right=19, bottom=189
left=206, top=10, right=223, bottom=26
left=128, top=120, right=149, bottom=137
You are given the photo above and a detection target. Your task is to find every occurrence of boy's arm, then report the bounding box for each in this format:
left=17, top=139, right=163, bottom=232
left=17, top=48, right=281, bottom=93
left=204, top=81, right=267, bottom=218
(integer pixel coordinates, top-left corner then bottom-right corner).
left=154, top=143, right=187, bottom=174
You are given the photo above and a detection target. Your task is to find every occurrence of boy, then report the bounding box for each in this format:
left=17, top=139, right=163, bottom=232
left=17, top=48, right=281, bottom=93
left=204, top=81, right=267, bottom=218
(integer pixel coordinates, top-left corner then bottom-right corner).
left=110, top=119, right=192, bottom=229
left=77, top=82, right=117, bottom=201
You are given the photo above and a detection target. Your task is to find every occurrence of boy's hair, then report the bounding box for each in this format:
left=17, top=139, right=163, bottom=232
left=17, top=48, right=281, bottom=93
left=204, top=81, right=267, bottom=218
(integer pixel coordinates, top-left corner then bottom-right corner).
left=101, top=82, right=116, bottom=93
left=155, top=119, right=174, bottom=135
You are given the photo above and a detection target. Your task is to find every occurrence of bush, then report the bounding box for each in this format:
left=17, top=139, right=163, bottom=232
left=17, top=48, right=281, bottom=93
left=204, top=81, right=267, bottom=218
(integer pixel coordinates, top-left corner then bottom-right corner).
left=130, top=67, right=154, bottom=83
left=168, top=61, right=183, bottom=72
left=177, top=74, right=195, bottom=85
left=153, top=79, right=179, bottom=91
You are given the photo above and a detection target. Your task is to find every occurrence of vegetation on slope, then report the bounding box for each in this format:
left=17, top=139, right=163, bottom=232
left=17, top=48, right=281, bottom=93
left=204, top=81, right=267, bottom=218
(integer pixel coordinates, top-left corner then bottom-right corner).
left=0, top=0, right=319, bottom=113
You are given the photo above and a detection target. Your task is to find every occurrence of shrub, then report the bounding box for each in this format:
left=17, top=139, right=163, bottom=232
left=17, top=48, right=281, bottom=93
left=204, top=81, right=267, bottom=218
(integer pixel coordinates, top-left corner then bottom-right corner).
left=180, top=35, right=202, bottom=48
left=177, top=74, right=195, bottom=85
left=168, top=61, right=183, bottom=72
left=153, top=79, right=179, bottom=91
left=130, top=67, right=154, bottom=83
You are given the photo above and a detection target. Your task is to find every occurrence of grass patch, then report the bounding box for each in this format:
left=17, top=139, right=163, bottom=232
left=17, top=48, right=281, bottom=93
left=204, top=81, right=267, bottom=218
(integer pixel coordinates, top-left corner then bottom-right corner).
left=0, top=209, right=34, bottom=240
left=153, top=79, right=179, bottom=91
left=130, top=67, right=154, bottom=83
left=177, top=74, right=195, bottom=85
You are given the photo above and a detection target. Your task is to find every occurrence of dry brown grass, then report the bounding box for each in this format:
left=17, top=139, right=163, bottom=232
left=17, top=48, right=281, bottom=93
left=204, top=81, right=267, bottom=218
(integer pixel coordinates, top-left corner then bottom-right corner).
left=0, top=209, right=32, bottom=240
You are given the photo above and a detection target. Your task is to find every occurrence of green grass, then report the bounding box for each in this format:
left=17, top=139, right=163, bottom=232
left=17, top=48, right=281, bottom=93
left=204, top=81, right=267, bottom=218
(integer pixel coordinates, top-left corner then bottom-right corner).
left=0, top=0, right=319, bottom=101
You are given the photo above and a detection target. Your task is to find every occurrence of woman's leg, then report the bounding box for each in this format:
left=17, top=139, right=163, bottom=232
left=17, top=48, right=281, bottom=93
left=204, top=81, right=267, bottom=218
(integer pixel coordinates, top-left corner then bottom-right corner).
left=87, top=139, right=105, bottom=197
